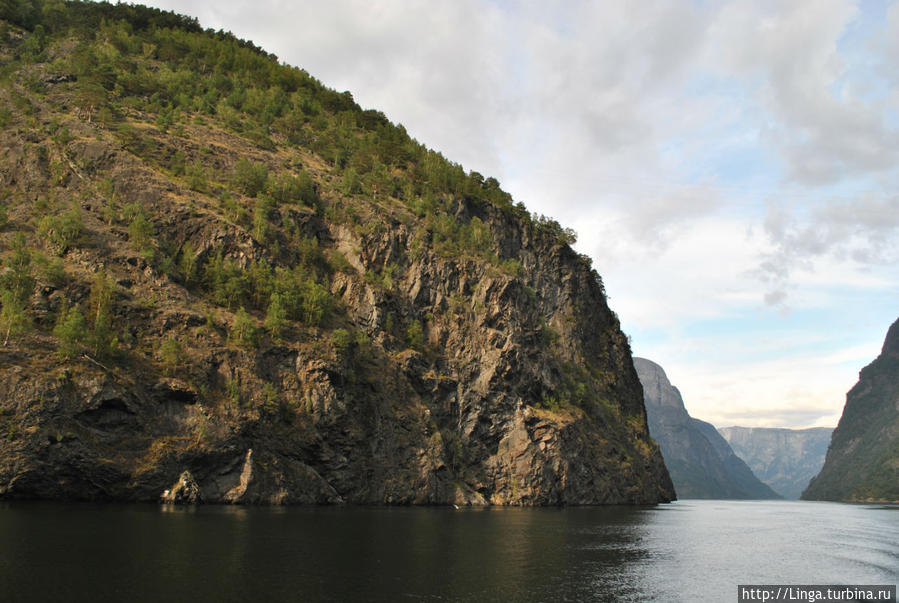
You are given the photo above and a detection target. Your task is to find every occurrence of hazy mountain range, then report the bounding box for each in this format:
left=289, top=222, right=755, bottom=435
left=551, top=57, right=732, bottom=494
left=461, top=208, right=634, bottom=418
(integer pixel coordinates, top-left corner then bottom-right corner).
left=719, top=427, right=832, bottom=500
left=634, top=358, right=779, bottom=500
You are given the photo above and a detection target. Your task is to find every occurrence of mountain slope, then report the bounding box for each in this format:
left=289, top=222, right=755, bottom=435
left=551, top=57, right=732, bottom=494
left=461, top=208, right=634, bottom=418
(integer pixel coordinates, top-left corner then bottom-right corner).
left=634, top=358, right=780, bottom=499
left=0, top=3, right=673, bottom=505
left=802, top=318, right=899, bottom=502
left=720, top=426, right=832, bottom=499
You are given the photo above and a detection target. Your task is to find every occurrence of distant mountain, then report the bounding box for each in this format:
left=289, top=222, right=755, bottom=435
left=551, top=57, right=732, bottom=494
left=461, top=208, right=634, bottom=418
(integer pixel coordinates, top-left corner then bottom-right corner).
left=802, top=318, right=899, bottom=502
left=634, top=358, right=781, bottom=500
left=719, top=427, right=833, bottom=499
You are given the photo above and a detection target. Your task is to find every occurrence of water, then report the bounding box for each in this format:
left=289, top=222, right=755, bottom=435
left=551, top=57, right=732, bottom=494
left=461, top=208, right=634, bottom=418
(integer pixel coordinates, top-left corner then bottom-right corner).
left=0, top=500, right=896, bottom=601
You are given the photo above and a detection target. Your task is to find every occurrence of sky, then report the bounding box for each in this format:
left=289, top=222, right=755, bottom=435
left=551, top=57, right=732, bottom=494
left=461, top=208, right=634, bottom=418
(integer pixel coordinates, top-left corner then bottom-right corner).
left=139, top=0, right=899, bottom=429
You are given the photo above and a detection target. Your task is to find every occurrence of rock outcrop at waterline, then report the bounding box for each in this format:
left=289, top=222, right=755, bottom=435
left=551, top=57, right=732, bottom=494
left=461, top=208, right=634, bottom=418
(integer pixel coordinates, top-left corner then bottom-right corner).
left=0, top=3, right=674, bottom=505
left=634, top=358, right=780, bottom=499
left=802, top=318, right=899, bottom=503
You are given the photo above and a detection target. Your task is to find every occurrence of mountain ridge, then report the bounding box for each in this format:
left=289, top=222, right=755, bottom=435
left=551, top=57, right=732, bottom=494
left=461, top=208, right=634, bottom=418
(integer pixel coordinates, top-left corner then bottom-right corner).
left=802, top=318, right=899, bottom=502
left=719, top=426, right=833, bottom=499
left=634, top=357, right=780, bottom=500
left=0, top=2, right=674, bottom=505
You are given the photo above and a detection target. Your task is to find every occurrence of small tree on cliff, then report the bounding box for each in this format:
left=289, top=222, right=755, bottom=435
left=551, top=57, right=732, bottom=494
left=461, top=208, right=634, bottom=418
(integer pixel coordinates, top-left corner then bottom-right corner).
left=53, top=305, right=87, bottom=359
left=0, top=289, right=31, bottom=346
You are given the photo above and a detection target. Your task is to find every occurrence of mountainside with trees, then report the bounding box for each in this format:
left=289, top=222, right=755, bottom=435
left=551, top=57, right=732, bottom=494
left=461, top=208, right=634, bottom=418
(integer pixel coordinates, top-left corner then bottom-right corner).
left=0, top=1, right=673, bottom=505
left=802, top=318, right=899, bottom=502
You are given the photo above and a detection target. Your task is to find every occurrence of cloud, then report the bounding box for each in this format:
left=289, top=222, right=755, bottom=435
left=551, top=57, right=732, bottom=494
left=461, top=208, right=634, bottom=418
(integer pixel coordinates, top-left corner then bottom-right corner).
left=757, top=194, right=899, bottom=306
left=585, top=214, right=769, bottom=330
left=706, top=0, right=899, bottom=185
left=658, top=340, right=880, bottom=429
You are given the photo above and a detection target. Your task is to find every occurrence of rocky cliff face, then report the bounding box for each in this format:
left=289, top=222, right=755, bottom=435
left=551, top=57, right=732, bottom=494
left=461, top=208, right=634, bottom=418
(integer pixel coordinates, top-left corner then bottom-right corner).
left=634, top=358, right=780, bottom=499
left=719, top=426, right=832, bottom=499
left=0, top=5, right=674, bottom=505
left=802, top=318, right=899, bottom=502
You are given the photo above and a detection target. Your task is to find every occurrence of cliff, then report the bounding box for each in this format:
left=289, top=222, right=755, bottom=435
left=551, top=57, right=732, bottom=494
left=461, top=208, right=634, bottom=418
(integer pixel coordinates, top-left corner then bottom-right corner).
left=634, top=358, right=780, bottom=499
left=719, top=426, right=832, bottom=499
left=802, top=318, right=899, bottom=502
left=0, top=3, right=674, bottom=505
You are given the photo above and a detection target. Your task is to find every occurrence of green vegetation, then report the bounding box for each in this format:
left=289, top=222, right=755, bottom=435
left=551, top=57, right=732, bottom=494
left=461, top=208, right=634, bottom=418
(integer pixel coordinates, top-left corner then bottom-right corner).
left=53, top=304, right=87, bottom=359
left=37, top=202, right=83, bottom=255
left=0, top=0, right=609, bottom=400
left=405, top=319, right=425, bottom=352
left=233, top=158, right=269, bottom=197
left=33, top=252, right=66, bottom=287
left=802, top=319, right=899, bottom=502
left=159, top=337, right=185, bottom=374
left=0, top=234, right=34, bottom=345
left=1, top=234, right=34, bottom=304
left=0, top=1, right=671, bottom=507
left=229, top=307, right=257, bottom=348
left=126, top=204, right=155, bottom=254
left=87, top=271, right=118, bottom=359
left=0, top=288, right=31, bottom=346
left=263, top=292, right=287, bottom=339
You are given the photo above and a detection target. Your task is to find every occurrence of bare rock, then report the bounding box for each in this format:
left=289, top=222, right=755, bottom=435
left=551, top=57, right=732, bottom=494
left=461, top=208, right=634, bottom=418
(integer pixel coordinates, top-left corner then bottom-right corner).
left=161, top=470, right=202, bottom=504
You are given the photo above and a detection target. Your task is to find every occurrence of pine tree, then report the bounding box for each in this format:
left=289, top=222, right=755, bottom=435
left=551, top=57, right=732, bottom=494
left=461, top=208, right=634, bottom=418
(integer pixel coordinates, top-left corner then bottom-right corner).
left=229, top=307, right=257, bottom=348
left=53, top=305, right=87, bottom=359
left=264, top=292, right=286, bottom=339
left=88, top=272, right=118, bottom=358
left=0, top=289, right=31, bottom=346
left=2, top=233, right=34, bottom=304
left=159, top=337, right=185, bottom=375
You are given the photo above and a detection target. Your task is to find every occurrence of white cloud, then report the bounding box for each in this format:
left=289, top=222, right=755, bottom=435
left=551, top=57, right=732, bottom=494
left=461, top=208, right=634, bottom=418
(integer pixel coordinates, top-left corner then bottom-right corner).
left=653, top=338, right=882, bottom=429
left=584, top=213, right=768, bottom=330
left=758, top=194, right=899, bottom=307
left=708, top=0, right=899, bottom=185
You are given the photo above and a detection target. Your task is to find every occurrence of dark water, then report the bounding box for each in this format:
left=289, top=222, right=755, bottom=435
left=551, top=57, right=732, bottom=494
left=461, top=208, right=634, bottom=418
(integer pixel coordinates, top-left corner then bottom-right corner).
left=0, top=500, right=896, bottom=602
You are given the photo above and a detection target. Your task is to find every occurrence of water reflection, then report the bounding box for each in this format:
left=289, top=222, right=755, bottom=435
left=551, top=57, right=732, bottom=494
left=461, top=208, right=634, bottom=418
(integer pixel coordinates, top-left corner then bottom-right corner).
left=0, top=501, right=896, bottom=602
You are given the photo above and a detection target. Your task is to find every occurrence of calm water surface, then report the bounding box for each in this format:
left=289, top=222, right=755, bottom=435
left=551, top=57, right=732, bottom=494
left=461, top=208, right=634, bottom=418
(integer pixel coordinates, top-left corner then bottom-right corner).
left=0, top=500, right=896, bottom=601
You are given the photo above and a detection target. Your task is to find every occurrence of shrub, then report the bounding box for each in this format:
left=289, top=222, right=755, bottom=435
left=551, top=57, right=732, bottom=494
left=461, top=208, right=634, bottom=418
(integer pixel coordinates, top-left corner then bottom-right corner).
left=229, top=307, right=257, bottom=348
left=332, top=327, right=352, bottom=359
left=177, top=242, right=197, bottom=286
left=0, top=289, right=31, bottom=346
left=232, top=158, right=268, bottom=197
left=261, top=382, right=280, bottom=415
left=1, top=233, right=34, bottom=304
left=264, top=293, right=286, bottom=339
left=127, top=207, right=155, bottom=252
left=38, top=202, right=83, bottom=255
left=159, top=337, right=185, bottom=374
left=33, top=252, right=65, bottom=287
left=88, top=272, right=118, bottom=359
left=252, top=194, right=274, bottom=243
left=300, top=280, right=331, bottom=326
left=169, top=150, right=186, bottom=176
left=341, top=168, right=362, bottom=195
left=185, top=160, right=207, bottom=192
left=90, top=306, right=118, bottom=359
left=406, top=319, right=425, bottom=351
left=270, top=170, right=317, bottom=207
left=53, top=305, right=87, bottom=358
